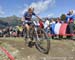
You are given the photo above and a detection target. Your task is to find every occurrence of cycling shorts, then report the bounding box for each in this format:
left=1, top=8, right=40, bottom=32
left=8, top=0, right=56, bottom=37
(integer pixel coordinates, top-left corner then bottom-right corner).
left=23, top=20, right=33, bottom=25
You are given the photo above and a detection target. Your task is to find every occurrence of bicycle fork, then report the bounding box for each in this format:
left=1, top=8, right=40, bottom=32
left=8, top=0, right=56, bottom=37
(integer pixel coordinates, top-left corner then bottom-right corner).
left=35, top=27, right=39, bottom=41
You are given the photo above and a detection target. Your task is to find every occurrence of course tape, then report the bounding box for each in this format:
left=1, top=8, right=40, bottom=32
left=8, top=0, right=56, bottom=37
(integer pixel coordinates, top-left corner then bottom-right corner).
left=48, top=34, right=75, bottom=36
left=0, top=46, right=15, bottom=60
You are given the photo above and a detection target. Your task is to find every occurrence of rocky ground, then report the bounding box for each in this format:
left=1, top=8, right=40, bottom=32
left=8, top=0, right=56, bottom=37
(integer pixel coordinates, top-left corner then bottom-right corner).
left=0, top=37, right=75, bottom=60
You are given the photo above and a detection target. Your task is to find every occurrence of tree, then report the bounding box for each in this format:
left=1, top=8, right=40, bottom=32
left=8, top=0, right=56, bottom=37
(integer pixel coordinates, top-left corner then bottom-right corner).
left=0, top=20, right=9, bottom=28
left=60, top=14, right=66, bottom=21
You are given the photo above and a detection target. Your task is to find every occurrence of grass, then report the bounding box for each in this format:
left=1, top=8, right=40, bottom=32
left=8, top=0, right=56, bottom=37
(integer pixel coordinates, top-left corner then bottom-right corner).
left=0, top=40, right=20, bottom=60
left=0, top=37, right=24, bottom=42
left=0, top=37, right=75, bottom=46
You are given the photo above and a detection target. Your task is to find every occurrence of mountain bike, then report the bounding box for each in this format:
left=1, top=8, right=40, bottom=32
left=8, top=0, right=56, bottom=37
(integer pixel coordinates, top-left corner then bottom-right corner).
left=23, top=21, right=50, bottom=54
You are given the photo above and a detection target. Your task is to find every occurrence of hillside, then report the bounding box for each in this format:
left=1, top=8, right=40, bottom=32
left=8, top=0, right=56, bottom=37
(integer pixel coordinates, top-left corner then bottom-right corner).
left=0, top=16, right=21, bottom=28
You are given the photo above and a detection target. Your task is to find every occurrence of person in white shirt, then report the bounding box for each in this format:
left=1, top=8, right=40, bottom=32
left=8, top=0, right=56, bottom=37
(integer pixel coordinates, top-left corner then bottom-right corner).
left=44, top=18, right=50, bottom=33
left=44, top=18, right=50, bottom=29
left=54, top=18, right=61, bottom=35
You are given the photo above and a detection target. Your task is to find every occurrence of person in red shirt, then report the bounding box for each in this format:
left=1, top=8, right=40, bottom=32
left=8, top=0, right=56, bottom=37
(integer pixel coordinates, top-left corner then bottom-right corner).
left=39, top=19, right=44, bottom=29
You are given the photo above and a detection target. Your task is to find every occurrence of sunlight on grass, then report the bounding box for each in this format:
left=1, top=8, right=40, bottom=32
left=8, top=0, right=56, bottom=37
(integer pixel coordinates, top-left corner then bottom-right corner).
left=0, top=37, right=24, bottom=42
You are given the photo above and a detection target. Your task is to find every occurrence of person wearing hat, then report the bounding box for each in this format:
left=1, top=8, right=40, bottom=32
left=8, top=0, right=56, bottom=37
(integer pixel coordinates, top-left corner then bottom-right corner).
left=66, top=10, right=75, bottom=39
left=66, top=10, right=75, bottom=23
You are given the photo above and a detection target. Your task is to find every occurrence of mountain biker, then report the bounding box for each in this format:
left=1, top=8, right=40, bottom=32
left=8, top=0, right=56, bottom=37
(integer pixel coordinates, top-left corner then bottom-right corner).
left=21, top=7, right=41, bottom=38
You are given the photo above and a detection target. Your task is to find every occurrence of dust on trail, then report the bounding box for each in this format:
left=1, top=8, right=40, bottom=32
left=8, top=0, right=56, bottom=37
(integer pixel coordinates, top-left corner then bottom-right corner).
left=0, top=38, right=75, bottom=60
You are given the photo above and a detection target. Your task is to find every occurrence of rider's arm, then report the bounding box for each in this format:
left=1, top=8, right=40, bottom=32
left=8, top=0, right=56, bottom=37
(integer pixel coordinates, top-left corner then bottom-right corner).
left=36, top=15, right=41, bottom=20
left=32, top=12, right=41, bottom=20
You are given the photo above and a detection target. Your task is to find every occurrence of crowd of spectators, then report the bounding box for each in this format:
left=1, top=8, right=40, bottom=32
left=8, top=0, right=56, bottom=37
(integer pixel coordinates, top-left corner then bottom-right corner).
left=0, top=26, right=23, bottom=37
left=0, top=10, right=75, bottom=39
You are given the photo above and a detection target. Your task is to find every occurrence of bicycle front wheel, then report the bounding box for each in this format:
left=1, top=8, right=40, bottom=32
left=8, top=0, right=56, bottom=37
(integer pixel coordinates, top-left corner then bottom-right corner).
left=35, top=28, right=50, bottom=54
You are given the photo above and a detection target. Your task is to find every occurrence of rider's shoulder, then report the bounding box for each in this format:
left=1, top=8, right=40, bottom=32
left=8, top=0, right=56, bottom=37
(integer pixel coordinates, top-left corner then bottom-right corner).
left=23, top=12, right=28, bottom=16
left=32, top=12, right=36, bottom=15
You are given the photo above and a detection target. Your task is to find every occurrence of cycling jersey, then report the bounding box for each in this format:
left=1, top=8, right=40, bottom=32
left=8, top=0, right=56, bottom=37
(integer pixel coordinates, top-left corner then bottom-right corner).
left=24, top=12, right=36, bottom=21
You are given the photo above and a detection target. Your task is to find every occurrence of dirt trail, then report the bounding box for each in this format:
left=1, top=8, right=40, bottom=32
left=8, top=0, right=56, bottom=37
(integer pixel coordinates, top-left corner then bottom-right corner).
left=0, top=38, right=75, bottom=60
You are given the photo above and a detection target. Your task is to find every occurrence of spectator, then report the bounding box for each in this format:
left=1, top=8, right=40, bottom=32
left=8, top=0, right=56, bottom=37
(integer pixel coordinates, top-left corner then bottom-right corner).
left=66, top=10, right=75, bottom=39
left=16, top=25, right=23, bottom=37
left=50, top=19, right=55, bottom=25
left=9, top=26, right=13, bottom=37
left=50, top=19, right=55, bottom=32
left=50, top=19, right=56, bottom=38
left=39, top=19, right=44, bottom=29
left=54, top=18, right=61, bottom=35
left=44, top=18, right=50, bottom=33
left=0, top=29, right=3, bottom=37
left=66, top=10, right=75, bottom=23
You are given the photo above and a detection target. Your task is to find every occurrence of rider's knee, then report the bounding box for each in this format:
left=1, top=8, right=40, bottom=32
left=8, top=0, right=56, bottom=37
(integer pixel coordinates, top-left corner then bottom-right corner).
left=25, top=24, right=29, bottom=29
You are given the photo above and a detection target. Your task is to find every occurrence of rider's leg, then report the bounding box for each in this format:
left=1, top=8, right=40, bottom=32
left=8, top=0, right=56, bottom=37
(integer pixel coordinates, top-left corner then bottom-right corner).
left=25, top=24, right=30, bottom=38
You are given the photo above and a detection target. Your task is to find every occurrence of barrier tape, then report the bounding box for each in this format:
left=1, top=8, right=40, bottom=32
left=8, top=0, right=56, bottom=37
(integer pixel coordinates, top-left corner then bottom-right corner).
left=48, top=34, right=75, bottom=36
left=0, top=46, right=15, bottom=60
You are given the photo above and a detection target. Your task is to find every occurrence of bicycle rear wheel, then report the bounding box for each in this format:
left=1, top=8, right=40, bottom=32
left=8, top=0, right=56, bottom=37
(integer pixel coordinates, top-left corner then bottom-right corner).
left=35, top=28, right=50, bottom=54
